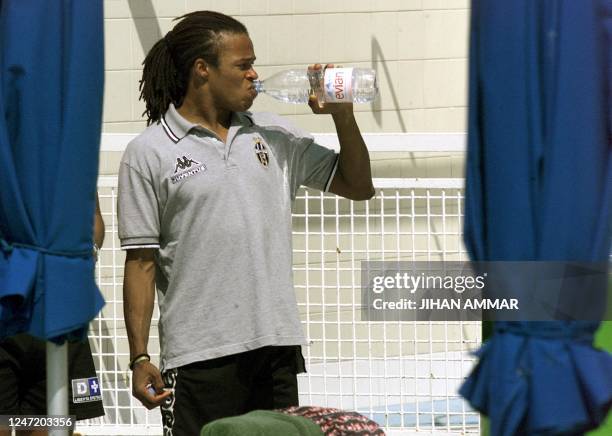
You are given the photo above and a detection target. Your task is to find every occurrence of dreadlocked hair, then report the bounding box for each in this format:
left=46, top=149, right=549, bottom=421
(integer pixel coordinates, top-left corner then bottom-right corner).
left=139, top=11, right=248, bottom=125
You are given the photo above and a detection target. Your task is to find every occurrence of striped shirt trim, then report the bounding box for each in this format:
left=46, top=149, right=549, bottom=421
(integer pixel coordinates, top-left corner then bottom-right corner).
left=121, top=243, right=160, bottom=250
left=161, top=116, right=180, bottom=143
left=324, top=155, right=339, bottom=192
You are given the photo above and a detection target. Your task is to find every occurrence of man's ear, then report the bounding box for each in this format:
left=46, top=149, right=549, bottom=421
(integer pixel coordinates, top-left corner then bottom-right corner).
left=193, top=58, right=209, bottom=80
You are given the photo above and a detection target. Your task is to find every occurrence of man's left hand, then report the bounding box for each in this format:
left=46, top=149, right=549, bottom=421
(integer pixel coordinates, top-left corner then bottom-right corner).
left=307, top=64, right=354, bottom=117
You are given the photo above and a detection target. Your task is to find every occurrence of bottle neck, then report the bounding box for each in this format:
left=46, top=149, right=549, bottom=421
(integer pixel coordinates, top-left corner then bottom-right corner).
left=253, top=80, right=264, bottom=93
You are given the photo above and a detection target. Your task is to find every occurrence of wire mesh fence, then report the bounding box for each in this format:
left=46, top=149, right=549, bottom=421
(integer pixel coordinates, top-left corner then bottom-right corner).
left=79, top=177, right=480, bottom=435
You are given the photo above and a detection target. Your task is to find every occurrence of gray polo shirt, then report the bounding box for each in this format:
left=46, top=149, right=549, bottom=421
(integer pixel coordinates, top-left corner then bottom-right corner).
left=118, top=104, right=338, bottom=371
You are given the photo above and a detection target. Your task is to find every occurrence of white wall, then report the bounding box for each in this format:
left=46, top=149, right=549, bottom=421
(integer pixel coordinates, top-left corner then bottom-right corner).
left=100, top=0, right=470, bottom=178
left=102, top=0, right=469, bottom=134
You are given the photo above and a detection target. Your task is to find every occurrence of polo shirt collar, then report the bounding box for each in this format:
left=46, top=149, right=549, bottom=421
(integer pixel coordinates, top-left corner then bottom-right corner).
left=161, top=104, right=198, bottom=143
left=161, top=104, right=254, bottom=143
left=235, top=111, right=254, bottom=127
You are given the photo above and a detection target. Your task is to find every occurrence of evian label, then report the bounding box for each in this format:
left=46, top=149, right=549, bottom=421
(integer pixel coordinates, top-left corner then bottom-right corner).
left=323, top=68, right=353, bottom=102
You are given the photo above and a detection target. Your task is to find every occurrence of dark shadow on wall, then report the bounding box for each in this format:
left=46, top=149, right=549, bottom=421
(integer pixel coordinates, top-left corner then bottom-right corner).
left=371, top=37, right=407, bottom=132
left=128, top=0, right=163, bottom=58
left=371, top=36, right=418, bottom=174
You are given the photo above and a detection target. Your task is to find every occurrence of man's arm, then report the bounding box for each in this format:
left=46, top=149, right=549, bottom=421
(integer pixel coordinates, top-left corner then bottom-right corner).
left=328, top=110, right=375, bottom=200
left=308, top=64, right=375, bottom=201
left=94, top=193, right=105, bottom=248
left=124, top=248, right=171, bottom=409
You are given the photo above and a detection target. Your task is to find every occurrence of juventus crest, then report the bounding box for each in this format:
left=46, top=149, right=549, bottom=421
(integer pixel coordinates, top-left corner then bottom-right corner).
left=253, top=137, right=269, bottom=167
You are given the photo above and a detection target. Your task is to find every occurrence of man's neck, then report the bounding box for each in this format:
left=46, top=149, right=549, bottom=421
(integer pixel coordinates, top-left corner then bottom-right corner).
left=176, top=97, right=232, bottom=142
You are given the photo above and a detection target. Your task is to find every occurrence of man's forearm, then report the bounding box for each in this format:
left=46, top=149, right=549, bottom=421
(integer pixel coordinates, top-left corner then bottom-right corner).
left=305, top=65, right=374, bottom=201
left=123, top=251, right=156, bottom=358
left=331, top=112, right=375, bottom=200
left=94, top=194, right=105, bottom=248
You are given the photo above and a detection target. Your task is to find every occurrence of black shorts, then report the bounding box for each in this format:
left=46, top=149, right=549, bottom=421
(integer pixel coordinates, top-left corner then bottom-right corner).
left=0, top=333, right=104, bottom=420
left=161, top=345, right=305, bottom=436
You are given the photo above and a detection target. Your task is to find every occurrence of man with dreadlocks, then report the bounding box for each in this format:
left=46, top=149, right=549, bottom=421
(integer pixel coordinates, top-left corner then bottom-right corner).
left=118, top=10, right=374, bottom=436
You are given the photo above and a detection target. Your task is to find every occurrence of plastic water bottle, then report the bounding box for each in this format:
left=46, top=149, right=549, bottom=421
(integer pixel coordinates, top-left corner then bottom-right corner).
left=253, top=67, right=378, bottom=104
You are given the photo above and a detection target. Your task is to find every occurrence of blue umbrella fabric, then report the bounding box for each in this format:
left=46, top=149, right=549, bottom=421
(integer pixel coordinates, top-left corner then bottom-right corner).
left=460, top=1, right=612, bottom=435
left=0, top=1, right=105, bottom=342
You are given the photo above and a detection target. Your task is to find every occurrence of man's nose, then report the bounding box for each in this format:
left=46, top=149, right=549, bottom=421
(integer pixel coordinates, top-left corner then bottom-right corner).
left=246, top=67, right=258, bottom=80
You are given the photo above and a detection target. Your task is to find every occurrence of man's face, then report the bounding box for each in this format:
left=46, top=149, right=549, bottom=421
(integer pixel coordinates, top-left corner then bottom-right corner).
left=206, top=33, right=258, bottom=112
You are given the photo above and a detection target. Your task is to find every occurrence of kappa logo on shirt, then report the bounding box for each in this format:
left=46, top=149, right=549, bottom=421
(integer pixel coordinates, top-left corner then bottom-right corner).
left=171, top=155, right=206, bottom=184
left=253, top=137, right=269, bottom=167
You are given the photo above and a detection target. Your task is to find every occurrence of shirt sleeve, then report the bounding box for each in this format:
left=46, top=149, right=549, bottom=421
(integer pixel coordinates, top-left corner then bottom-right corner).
left=252, top=111, right=339, bottom=199
left=292, top=138, right=339, bottom=196
left=118, top=161, right=161, bottom=249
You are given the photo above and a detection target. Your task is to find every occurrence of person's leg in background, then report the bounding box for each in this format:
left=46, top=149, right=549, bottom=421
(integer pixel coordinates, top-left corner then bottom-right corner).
left=0, top=334, right=103, bottom=436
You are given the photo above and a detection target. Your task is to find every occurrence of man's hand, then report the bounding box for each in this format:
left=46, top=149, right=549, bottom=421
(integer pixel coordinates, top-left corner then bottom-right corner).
left=307, top=63, right=354, bottom=117
left=307, top=63, right=374, bottom=201
left=132, top=361, right=172, bottom=409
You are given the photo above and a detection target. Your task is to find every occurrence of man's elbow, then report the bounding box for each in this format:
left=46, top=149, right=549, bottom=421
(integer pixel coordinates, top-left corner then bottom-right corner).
left=330, top=176, right=375, bottom=201
left=348, top=187, right=376, bottom=201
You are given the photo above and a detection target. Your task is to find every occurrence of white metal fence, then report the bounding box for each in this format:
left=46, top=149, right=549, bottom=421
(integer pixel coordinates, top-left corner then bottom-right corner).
left=78, top=134, right=480, bottom=435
